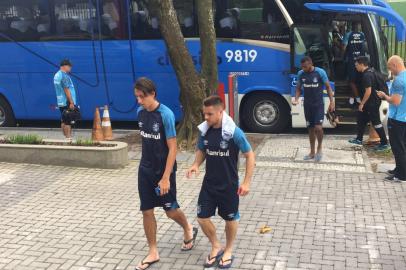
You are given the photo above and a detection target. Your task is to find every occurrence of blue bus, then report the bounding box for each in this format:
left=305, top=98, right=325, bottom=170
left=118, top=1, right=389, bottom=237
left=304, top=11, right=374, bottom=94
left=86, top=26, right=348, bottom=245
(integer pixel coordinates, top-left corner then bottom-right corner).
left=0, top=0, right=404, bottom=132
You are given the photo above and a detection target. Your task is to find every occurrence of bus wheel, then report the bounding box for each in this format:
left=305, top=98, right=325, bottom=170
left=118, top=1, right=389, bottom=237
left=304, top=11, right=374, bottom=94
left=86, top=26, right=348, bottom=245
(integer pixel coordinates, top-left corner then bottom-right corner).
left=242, top=93, right=289, bottom=133
left=0, top=97, right=16, bottom=127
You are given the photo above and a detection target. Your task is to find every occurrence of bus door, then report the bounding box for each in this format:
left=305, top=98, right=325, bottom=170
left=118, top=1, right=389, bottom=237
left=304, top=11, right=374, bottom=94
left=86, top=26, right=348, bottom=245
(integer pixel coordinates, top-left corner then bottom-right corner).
left=304, top=3, right=406, bottom=44
left=290, top=25, right=334, bottom=128
left=97, top=0, right=137, bottom=118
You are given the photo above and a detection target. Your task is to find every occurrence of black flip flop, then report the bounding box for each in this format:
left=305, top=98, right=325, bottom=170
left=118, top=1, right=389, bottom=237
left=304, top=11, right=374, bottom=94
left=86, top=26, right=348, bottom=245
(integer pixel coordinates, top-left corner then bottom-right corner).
left=203, top=250, right=224, bottom=268
left=218, top=255, right=235, bottom=269
left=135, top=259, right=160, bottom=270
left=181, top=227, right=198, bottom=251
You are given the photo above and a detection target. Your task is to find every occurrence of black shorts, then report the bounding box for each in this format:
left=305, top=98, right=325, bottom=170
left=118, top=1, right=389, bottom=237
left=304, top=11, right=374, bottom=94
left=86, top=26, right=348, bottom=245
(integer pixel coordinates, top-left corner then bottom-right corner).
left=59, top=106, right=71, bottom=125
left=138, top=165, right=179, bottom=212
left=358, top=104, right=382, bottom=127
left=304, top=104, right=324, bottom=128
left=197, top=183, right=240, bottom=221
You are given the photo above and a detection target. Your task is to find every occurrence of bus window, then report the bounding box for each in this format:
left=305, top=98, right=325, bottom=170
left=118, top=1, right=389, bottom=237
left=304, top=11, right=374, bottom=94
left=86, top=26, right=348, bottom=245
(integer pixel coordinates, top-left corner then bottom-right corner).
left=99, top=0, right=127, bottom=40
left=0, top=0, right=49, bottom=42
left=215, top=0, right=289, bottom=43
left=130, top=0, right=161, bottom=39
left=173, top=0, right=197, bottom=38
left=49, top=0, right=97, bottom=40
left=293, top=26, right=331, bottom=76
left=130, top=0, right=196, bottom=39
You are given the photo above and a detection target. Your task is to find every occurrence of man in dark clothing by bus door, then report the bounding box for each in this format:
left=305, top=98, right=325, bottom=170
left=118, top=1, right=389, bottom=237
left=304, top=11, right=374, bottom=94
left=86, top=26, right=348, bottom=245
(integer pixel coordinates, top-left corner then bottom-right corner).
left=348, top=56, right=390, bottom=152
left=292, top=56, right=335, bottom=162
left=343, top=22, right=367, bottom=105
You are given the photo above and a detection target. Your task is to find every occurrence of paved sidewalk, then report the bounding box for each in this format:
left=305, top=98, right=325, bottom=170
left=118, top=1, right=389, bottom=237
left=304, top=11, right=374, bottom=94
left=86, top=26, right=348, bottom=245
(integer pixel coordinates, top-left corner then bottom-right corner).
left=0, top=135, right=405, bottom=270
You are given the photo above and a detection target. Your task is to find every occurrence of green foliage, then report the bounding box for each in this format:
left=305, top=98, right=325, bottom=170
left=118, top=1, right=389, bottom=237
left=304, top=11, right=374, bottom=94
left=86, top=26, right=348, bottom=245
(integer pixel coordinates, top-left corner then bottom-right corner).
left=74, top=138, right=96, bottom=146
left=5, top=134, right=43, bottom=145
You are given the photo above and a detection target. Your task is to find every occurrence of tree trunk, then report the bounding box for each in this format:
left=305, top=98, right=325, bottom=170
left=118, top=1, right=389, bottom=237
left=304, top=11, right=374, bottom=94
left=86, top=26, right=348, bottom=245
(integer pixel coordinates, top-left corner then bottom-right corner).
left=196, top=0, right=218, bottom=96
left=151, top=0, right=206, bottom=149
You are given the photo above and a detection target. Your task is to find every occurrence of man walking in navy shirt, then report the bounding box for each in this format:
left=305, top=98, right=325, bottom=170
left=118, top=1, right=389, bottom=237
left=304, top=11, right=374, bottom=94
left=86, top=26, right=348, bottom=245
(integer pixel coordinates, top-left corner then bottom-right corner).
left=134, top=77, right=197, bottom=270
left=187, top=96, right=255, bottom=269
left=293, top=56, right=335, bottom=162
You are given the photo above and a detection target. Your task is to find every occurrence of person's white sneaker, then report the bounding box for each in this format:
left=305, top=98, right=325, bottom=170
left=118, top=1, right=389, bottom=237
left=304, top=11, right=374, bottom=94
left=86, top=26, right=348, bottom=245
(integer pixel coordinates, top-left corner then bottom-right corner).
left=349, top=97, right=355, bottom=105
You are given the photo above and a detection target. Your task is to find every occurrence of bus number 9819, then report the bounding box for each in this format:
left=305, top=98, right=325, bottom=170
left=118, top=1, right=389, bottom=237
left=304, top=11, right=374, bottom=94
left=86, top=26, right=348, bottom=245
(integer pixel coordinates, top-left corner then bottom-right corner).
left=225, top=50, right=257, bottom=63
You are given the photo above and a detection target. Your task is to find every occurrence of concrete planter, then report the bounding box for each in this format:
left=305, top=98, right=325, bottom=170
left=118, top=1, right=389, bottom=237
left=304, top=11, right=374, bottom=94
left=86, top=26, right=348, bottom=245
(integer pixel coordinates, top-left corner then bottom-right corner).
left=0, top=141, right=128, bottom=169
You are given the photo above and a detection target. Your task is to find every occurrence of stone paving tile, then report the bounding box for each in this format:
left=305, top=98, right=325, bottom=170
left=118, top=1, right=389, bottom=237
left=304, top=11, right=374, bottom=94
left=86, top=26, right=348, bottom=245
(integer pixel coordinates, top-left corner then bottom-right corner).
left=256, top=135, right=369, bottom=173
left=0, top=135, right=405, bottom=270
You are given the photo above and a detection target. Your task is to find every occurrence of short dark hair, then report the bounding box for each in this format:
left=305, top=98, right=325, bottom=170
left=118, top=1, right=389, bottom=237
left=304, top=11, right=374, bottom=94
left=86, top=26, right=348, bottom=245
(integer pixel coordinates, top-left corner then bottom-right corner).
left=203, top=95, right=224, bottom=107
left=134, top=77, right=157, bottom=97
left=301, top=56, right=313, bottom=64
left=355, top=56, right=370, bottom=67
left=60, top=59, right=72, bottom=67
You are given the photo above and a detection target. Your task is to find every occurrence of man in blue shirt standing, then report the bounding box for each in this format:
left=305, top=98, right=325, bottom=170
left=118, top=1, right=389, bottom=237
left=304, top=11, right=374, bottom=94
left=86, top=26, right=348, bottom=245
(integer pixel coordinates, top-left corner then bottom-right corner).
left=378, top=55, right=406, bottom=182
left=53, top=59, right=77, bottom=139
left=292, top=56, right=335, bottom=162
left=187, top=96, right=255, bottom=269
left=134, top=77, right=197, bottom=270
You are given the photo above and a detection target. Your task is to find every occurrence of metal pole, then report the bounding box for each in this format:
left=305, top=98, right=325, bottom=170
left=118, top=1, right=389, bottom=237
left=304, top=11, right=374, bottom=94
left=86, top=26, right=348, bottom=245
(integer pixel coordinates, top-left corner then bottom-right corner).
left=228, top=74, right=235, bottom=119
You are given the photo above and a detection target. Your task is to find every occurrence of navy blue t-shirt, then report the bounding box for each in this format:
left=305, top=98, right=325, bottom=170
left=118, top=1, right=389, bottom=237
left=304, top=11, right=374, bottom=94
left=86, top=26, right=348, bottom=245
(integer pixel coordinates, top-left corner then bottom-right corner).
left=197, top=127, right=251, bottom=190
left=344, top=31, right=366, bottom=62
left=297, top=67, right=329, bottom=107
left=137, top=103, right=177, bottom=177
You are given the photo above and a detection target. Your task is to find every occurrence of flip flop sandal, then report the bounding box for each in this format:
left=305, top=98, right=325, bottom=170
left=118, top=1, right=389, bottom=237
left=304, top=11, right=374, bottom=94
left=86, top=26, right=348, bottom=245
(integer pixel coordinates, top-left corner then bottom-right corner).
left=314, top=153, right=322, bottom=162
left=218, top=255, right=235, bottom=269
left=203, top=250, right=224, bottom=268
left=135, top=259, right=160, bottom=270
left=303, top=155, right=314, bottom=161
left=181, top=227, right=198, bottom=251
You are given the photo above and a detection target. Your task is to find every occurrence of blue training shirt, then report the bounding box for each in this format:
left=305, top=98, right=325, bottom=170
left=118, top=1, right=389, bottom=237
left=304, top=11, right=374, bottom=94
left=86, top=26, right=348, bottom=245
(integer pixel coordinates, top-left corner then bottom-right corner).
left=137, top=103, right=177, bottom=176
left=53, top=70, right=77, bottom=107
left=389, top=70, right=406, bottom=122
left=297, top=67, right=328, bottom=107
left=197, top=126, right=251, bottom=190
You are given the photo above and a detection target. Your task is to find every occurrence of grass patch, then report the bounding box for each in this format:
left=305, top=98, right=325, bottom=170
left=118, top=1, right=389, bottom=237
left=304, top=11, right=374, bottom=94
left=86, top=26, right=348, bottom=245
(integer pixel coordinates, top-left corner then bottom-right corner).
left=74, top=138, right=96, bottom=146
left=0, top=135, right=116, bottom=147
left=4, top=134, right=43, bottom=145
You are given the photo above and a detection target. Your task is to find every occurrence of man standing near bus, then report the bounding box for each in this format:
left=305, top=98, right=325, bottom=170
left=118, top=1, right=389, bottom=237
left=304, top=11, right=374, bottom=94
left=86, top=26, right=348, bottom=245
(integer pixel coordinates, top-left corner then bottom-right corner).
left=343, top=22, right=367, bottom=105
left=378, top=55, right=406, bottom=182
left=348, top=56, right=390, bottom=151
left=134, top=77, right=197, bottom=270
left=53, top=59, right=77, bottom=139
left=186, top=96, right=255, bottom=269
left=293, top=56, right=335, bottom=162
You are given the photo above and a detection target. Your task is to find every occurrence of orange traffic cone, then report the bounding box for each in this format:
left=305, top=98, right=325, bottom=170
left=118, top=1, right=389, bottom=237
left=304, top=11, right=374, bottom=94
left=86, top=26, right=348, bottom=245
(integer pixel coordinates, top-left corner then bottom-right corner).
left=102, top=105, right=113, bottom=140
left=366, top=124, right=380, bottom=145
left=92, top=107, right=104, bottom=141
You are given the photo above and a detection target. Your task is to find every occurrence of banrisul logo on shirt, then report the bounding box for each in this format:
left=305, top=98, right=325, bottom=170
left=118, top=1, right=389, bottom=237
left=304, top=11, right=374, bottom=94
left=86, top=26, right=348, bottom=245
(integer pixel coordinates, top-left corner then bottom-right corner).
left=138, top=121, right=143, bottom=128
left=313, top=77, right=318, bottom=83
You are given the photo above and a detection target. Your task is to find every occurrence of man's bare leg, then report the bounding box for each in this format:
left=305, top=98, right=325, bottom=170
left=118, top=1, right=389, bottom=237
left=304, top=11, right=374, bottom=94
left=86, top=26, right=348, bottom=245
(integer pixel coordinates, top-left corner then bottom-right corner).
left=198, top=218, right=223, bottom=264
left=219, top=220, right=238, bottom=267
left=62, top=124, right=72, bottom=138
left=165, top=209, right=194, bottom=249
left=315, top=125, right=324, bottom=154
left=308, top=127, right=316, bottom=158
left=136, top=209, right=160, bottom=270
